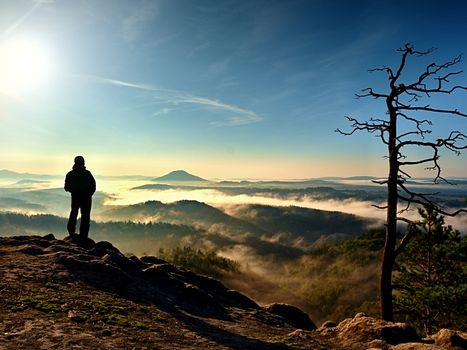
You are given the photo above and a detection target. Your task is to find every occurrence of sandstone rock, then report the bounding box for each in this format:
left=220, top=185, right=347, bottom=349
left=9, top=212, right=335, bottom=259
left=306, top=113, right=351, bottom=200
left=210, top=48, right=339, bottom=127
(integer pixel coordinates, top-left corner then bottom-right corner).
left=64, top=235, right=96, bottom=249
left=182, top=270, right=228, bottom=293
left=18, top=244, right=46, bottom=255
left=140, top=255, right=168, bottom=265
left=57, top=255, right=129, bottom=291
left=320, top=320, right=338, bottom=329
left=287, top=329, right=313, bottom=340
left=181, top=283, right=221, bottom=311
left=429, top=329, right=467, bottom=350
left=94, top=241, right=120, bottom=253
left=224, top=289, right=259, bottom=309
left=42, top=233, right=56, bottom=241
left=102, top=252, right=140, bottom=273
left=142, top=265, right=185, bottom=290
left=128, top=255, right=147, bottom=269
left=335, top=313, right=420, bottom=345
left=264, top=303, right=316, bottom=330
left=391, top=343, right=444, bottom=350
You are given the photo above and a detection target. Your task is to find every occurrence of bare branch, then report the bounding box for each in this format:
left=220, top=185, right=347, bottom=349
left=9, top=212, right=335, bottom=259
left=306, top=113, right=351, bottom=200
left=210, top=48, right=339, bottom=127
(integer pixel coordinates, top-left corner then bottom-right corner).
left=397, top=105, right=467, bottom=117
left=368, top=66, right=395, bottom=79
left=335, top=116, right=388, bottom=136
left=407, top=54, right=464, bottom=89
left=398, top=168, right=412, bottom=179
left=395, top=222, right=422, bottom=257
left=356, top=88, right=389, bottom=99
left=372, top=179, right=388, bottom=185
left=399, top=157, right=438, bottom=166
left=391, top=44, right=413, bottom=88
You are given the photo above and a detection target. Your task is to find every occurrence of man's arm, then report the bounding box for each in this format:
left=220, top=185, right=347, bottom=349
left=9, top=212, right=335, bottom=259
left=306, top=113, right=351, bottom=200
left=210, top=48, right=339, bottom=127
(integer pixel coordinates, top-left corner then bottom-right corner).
left=64, top=172, right=71, bottom=192
left=89, top=172, right=96, bottom=195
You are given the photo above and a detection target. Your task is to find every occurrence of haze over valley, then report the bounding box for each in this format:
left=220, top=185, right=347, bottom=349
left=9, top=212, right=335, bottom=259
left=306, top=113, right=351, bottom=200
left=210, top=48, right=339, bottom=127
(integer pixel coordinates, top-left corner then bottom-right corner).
left=1, top=168, right=466, bottom=323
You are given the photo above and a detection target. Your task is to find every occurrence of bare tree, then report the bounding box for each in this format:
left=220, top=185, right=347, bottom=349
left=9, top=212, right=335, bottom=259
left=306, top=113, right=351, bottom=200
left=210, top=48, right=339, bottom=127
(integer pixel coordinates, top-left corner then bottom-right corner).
left=336, top=44, right=467, bottom=321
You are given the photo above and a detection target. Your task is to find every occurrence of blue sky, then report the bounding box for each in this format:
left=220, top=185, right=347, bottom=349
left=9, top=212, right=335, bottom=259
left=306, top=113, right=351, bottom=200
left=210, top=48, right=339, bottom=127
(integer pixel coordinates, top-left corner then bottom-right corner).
left=1, top=0, right=466, bottom=179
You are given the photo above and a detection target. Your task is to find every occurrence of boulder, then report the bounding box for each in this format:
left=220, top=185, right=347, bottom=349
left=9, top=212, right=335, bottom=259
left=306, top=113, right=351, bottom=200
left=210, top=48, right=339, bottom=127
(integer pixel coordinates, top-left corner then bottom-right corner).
left=320, top=320, right=338, bottom=329
left=102, top=253, right=140, bottom=273
left=335, top=313, right=420, bottom=345
left=264, top=303, right=316, bottom=330
left=392, top=343, right=443, bottom=350
left=429, top=329, right=467, bottom=350
left=64, top=235, right=96, bottom=249
left=140, top=255, right=168, bottom=265
left=224, top=290, right=259, bottom=309
left=128, top=255, right=148, bottom=269
left=42, top=233, right=56, bottom=241
left=57, top=255, right=129, bottom=290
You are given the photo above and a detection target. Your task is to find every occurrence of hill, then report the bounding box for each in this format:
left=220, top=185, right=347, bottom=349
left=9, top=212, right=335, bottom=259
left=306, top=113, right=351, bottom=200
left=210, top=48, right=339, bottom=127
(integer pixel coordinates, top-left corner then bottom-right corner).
left=153, top=170, right=208, bottom=182
left=2, top=234, right=464, bottom=349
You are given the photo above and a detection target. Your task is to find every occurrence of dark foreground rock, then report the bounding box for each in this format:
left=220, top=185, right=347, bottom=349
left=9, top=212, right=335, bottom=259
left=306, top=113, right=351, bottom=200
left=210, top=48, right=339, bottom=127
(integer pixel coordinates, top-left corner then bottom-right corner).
left=0, top=234, right=465, bottom=350
left=265, top=303, right=317, bottom=330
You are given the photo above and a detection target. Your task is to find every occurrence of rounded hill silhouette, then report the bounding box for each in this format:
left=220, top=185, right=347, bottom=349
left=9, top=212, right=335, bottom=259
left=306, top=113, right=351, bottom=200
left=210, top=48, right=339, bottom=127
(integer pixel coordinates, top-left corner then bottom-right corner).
left=152, top=170, right=208, bottom=182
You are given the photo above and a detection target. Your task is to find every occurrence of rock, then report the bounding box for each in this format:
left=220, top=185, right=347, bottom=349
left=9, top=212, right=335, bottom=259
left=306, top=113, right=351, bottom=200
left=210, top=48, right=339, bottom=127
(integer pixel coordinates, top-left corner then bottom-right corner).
left=429, top=329, right=467, bottom=350
left=42, top=233, right=56, bottom=241
left=335, top=313, right=420, bottom=345
left=143, top=265, right=185, bottom=290
left=320, top=320, right=338, bottom=329
left=64, top=235, right=96, bottom=249
left=18, top=244, right=46, bottom=255
left=94, top=241, right=120, bottom=253
left=392, top=343, right=444, bottom=350
left=287, top=329, right=314, bottom=340
left=222, top=289, right=259, bottom=309
left=181, top=270, right=228, bottom=294
left=102, top=253, right=140, bottom=273
left=128, top=255, right=148, bottom=269
left=264, top=303, right=316, bottom=330
left=57, top=255, right=129, bottom=291
left=140, top=255, right=168, bottom=265
left=181, top=283, right=221, bottom=311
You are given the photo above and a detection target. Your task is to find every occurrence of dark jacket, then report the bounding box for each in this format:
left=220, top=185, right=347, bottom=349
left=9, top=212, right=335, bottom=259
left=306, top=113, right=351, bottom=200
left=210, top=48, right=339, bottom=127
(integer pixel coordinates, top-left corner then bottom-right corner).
left=64, top=165, right=96, bottom=196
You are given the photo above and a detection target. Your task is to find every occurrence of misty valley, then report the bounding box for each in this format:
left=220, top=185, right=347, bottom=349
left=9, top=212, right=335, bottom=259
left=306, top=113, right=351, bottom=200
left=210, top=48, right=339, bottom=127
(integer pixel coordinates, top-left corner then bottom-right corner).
left=1, top=169, right=466, bottom=324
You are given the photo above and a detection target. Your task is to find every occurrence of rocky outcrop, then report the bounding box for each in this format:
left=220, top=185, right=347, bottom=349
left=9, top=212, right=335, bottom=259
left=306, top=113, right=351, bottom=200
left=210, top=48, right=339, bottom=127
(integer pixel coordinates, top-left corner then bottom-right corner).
left=334, top=313, right=420, bottom=345
left=429, top=329, right=467, bottom=350
left=314, top=313, right=467, bottom=350
left=264, top=303, right=316, bottom=330
left=1, top=234, right=465, bottom=350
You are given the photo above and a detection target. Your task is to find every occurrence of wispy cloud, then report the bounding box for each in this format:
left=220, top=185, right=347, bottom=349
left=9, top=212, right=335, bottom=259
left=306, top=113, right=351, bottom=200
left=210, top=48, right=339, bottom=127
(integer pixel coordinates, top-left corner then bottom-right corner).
left=99, top=77, right=155, bottom=91
left=81, top=75, right=263, bottom=127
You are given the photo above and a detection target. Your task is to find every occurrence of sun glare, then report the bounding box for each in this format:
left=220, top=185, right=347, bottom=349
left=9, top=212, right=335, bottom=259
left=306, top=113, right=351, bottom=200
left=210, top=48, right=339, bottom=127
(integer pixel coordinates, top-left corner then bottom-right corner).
left=0, top=37, right=51, bottom=97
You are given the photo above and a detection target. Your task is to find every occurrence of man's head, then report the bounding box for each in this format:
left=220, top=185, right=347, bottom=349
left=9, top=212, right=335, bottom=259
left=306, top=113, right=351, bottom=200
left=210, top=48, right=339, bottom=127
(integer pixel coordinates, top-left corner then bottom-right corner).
left=74, top=156, right=85, bottom=167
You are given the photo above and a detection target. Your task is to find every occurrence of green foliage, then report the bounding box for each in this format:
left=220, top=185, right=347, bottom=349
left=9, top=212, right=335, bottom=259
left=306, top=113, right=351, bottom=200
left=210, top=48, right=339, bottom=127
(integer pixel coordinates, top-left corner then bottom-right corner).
left=15, top=295, right=65, bottom=314
left=282, top=229, right=384, bottom=323
left=394, top=206, right=467, bottom=335
left=158, top=246, right=239, bottom=279
left=311, top=229, right=384, bottom=265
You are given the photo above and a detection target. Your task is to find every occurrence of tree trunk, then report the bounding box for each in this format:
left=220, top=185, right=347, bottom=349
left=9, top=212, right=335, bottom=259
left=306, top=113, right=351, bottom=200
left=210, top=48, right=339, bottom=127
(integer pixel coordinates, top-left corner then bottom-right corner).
left=380, top=99, right=398, bottom=321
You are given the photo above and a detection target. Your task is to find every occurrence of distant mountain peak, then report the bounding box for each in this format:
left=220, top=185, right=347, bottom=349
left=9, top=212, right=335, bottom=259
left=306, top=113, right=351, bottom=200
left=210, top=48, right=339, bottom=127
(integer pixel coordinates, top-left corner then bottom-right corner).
left=152, top=170, right=207, bottom=182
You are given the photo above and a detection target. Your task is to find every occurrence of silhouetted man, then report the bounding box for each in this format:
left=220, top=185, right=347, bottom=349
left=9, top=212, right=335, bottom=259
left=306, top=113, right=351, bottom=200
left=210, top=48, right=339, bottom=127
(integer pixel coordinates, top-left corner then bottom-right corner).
left=65, top=156, right=96, bottom=239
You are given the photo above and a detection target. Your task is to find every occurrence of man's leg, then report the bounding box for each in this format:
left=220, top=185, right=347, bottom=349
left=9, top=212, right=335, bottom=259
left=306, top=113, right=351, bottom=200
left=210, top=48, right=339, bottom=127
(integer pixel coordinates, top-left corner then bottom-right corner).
left=67, top=196, right=79, bottom=235
left=79, top=196, right=92, bottom=239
